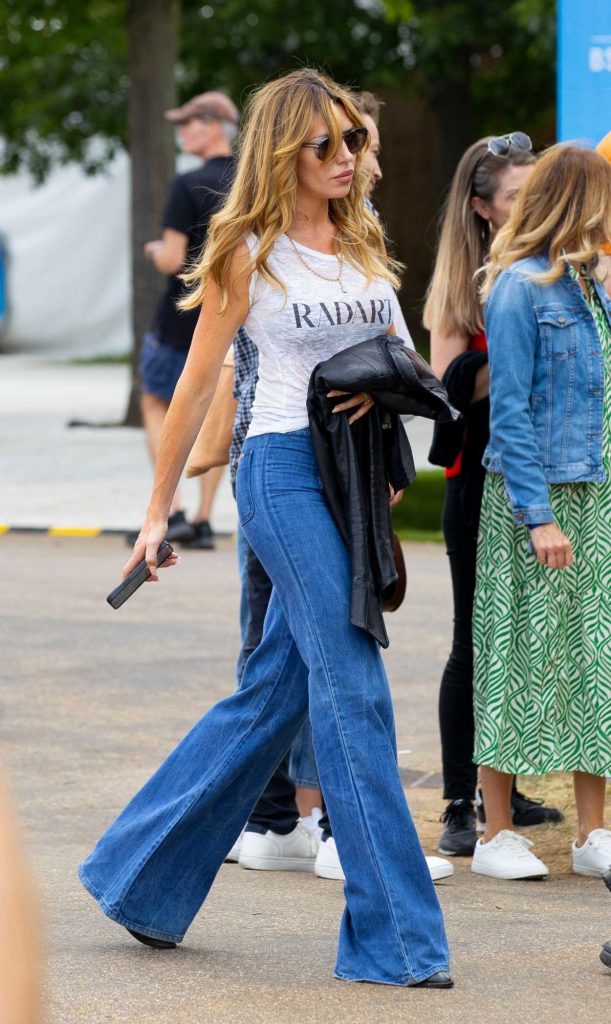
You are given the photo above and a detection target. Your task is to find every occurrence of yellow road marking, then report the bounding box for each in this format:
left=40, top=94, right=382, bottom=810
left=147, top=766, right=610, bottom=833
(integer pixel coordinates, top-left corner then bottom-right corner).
left=49, top=527, right=102, bottom=537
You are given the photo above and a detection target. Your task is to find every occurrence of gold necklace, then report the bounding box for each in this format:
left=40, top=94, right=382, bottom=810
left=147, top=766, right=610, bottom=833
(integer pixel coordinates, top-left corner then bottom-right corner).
left=286, top=233, right=347, bottom=293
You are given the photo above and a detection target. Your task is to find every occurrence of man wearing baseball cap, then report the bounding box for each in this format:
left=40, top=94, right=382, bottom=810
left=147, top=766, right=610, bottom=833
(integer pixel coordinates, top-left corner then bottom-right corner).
left=133, top=91, right=240, bottom=550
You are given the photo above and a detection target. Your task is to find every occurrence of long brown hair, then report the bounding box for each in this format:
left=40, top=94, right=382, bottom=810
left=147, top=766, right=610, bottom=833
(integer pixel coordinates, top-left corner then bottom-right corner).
left=481, top=144, right=611, bottom=299
left=180, top=69, right=401, bottom=312
left=423, top=138, right=536, bottom=336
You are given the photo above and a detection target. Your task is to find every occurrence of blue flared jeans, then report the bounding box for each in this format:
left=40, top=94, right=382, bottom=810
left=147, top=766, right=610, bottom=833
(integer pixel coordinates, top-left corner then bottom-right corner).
left=79, top=429, right=449, bottom=985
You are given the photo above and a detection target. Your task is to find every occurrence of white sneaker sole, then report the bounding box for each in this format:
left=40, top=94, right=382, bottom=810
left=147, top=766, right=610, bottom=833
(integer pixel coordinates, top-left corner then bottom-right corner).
left=428, top=861, right=454, bottom=881
left=239, top=855, right=316, bottom=872
left=315, top=862, right=345, bottom=881
left=471, top=863, right=548, bottom=880
left=572, top=863, right=607, bottom=878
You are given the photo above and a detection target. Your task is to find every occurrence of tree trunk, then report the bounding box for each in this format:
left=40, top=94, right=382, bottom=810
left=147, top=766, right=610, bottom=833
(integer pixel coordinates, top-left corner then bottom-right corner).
left=124, top=0, right=178, bottom=425
left=434, top=71, right=476, bottom=188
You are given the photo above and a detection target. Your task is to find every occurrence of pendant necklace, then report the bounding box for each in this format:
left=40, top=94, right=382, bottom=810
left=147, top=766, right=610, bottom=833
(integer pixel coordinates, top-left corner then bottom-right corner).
left=286, top=233, right=348, bottom=293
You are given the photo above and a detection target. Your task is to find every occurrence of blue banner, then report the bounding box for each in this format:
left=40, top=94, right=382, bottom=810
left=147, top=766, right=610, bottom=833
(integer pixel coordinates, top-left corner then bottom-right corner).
left=558, top=0, right=611, bottom=146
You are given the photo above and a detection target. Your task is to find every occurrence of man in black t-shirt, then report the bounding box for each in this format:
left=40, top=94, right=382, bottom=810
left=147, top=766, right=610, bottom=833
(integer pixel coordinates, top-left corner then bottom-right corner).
left=136, top=91, right=238, bottom=549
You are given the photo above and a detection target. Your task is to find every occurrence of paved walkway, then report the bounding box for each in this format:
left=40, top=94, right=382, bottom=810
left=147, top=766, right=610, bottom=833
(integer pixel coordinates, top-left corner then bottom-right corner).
left=3, top=533, right=610, bottom=1024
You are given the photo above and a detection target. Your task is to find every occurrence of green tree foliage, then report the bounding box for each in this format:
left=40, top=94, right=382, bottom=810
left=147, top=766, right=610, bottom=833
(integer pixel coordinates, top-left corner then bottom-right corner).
left=178, top=0, right=409, bottom=102
left=1, top=0, right=127, bottom=180
left=383, top=0, right=556, bottom=140
left=0, top=0, right=410, bottom=181
left=1, top=0, right=556, bottom=182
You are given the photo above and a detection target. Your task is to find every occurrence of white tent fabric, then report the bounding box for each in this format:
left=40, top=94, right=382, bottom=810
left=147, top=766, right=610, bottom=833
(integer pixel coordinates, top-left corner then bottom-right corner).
left=0, top=153, right=131, bottom=356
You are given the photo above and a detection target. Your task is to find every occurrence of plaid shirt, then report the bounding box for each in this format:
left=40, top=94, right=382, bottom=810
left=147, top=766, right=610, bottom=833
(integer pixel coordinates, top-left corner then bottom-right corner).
left=230, top=326, right=259, bottom=487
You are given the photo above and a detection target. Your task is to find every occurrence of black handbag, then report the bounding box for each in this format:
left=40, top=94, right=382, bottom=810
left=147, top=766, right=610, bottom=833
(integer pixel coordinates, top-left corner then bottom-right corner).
left=382, top=533, right=407, bottom=613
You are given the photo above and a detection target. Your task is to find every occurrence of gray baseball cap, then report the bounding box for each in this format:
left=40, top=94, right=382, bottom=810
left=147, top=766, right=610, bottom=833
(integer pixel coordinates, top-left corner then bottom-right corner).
left=165, top=91, right=239, bottom=125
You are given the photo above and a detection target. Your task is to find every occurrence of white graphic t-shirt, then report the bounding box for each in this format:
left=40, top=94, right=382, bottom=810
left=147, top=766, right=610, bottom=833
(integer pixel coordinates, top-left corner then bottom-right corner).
left=243, top=233, right=405, bottom=437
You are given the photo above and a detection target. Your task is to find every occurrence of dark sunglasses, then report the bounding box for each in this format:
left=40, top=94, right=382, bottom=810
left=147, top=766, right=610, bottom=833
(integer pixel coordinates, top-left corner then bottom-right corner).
left=487, top=131, right=533, bottom=157
left=301, top=126, right=369, bottom=161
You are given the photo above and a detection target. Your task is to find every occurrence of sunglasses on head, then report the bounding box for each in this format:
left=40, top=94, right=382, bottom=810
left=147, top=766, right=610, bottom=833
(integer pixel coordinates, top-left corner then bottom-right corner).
left=301, top=126, right=369, bottom=161
left=486, top=131, right=533, bottom=157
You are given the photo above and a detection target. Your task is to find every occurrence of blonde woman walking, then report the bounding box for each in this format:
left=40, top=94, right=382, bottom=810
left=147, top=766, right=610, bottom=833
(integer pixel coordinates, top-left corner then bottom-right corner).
left=79, top=69, right=451, bottom=988
left=472, top=145, right=611, bottom=880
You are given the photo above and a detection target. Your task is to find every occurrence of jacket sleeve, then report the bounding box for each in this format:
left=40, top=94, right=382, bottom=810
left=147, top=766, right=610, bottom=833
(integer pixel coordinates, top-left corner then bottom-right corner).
left=484, top=270, right=554, bottom=526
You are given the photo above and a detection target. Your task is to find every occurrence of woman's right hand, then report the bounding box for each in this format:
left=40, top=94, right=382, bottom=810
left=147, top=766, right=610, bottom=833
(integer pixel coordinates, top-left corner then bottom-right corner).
left=529, top=523, right=574, bottom=569
left=122, top=516, right=178, bottom=582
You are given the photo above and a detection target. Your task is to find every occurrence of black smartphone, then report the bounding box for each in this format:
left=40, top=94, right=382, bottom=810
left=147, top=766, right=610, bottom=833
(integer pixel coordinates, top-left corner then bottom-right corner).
left=106, top=541, right=174, bottom=610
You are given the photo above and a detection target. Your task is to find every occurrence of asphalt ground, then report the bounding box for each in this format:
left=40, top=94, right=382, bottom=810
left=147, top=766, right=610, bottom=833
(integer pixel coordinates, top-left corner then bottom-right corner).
left=2, top=532, right=610, bottom=1024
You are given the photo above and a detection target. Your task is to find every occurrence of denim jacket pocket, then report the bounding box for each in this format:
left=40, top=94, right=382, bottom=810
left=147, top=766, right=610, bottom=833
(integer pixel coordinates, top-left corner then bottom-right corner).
left=536, top=308, right=579, bottom=360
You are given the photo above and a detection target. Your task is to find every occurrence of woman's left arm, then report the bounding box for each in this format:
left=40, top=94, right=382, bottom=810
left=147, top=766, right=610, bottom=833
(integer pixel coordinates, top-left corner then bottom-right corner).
left=485, top=271, right=554, bottom=526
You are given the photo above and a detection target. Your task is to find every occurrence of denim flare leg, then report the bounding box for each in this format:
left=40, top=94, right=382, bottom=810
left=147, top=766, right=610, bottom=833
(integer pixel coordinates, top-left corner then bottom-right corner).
left=79, top=429, right=449, bottom=985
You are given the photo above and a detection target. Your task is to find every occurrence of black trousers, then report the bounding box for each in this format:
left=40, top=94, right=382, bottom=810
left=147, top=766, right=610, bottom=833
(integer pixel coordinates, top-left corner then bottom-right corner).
left=240, top=541, right=302, bottom=835
left=439, top=474, right=479, bottom=802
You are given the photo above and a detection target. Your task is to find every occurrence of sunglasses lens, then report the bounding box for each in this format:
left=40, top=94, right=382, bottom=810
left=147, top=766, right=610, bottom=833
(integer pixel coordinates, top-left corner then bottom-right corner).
left=509, top=131, right=532, bottom=151
left=488, top=137, right=510, bottom=157
left=315, top=138, right=330, bottom=160
left=346, top=128, right=368, bottom=154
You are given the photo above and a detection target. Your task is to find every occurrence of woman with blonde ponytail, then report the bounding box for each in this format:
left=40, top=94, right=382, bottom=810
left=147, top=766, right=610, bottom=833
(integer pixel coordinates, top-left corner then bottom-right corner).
left=78, top=69, right=451, bottom=988
left=471, top=144, right=611, bottom=881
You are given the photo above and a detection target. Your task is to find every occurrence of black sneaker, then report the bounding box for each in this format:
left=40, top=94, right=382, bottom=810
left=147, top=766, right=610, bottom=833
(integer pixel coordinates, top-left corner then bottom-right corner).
left=125, top=509, right=195, bottom=547
left=438, top=799, right=477, bottom=856
left=600, top=940, right=611, bottom=968
left=166, top=510, right=197, bottom=543
left=475, top=785, right=565, bottom=831
left=603, top=868, right=611, bottom=893
left=180, top=519, right=215, bottom=550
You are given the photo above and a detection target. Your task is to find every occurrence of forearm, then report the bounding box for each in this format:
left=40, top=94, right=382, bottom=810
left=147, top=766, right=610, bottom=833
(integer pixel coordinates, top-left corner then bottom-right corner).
left=148, top=376, right=216, bottom=520
left=135, top=240, right=251, bottom=541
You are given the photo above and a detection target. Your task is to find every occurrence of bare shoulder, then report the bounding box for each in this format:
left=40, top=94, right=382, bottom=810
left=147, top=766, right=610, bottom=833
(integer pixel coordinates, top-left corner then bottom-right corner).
left=232, top=239, right=253, bottom=272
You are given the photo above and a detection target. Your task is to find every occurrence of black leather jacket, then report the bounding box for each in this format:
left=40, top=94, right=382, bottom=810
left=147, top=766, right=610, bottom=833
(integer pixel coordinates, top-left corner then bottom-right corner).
left=307, top=334, right=459, bottom=647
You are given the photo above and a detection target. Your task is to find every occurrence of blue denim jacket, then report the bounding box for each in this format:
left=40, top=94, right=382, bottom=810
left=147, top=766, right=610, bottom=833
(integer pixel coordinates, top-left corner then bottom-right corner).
left=483, top=253, right=611, bottom=525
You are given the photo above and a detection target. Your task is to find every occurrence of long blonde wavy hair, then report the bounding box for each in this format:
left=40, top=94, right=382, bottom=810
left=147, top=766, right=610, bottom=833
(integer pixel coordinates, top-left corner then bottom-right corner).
left=481, top=144, right=611, bottom=301
left=180, top=68, right=401, bottom=312
left=423, top=138, right=535, bottom=337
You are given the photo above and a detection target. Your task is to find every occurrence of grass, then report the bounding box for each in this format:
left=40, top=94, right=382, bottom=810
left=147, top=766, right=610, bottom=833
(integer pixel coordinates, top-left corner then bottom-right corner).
left=393, top=469, right=445, bottom=543
left=61, top=353, right=131, bottom=366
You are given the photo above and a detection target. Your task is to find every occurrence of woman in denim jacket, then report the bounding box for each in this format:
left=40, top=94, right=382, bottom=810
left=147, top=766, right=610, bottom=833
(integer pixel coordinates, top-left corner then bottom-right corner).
left=471, top=145, right=611, bottom=881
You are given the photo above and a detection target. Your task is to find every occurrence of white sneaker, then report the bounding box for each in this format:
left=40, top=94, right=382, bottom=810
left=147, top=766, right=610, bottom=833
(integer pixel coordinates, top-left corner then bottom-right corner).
left=315, top=836, right=345, bottom=880
left=572, top=829, right=611, bottom=877
left=471, top=829, right=549, bottom=880
left=426, top=855, right=454, bottom=882
left=314, top=840, right=454, bottom=884
left=238, top=822, right=319, bottom=872
left=225, top=830, right=243, bottom=863
left=301, top=806, right=324, bottom=842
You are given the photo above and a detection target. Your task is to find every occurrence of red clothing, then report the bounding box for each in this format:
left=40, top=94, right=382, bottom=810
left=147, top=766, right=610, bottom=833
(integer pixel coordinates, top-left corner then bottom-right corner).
left=445, top=330, right=488, bottom=479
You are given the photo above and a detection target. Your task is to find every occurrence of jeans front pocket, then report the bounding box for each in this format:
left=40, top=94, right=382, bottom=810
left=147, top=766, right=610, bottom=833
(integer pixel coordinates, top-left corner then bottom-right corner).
left=236, top=449, right=255, bottom=525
